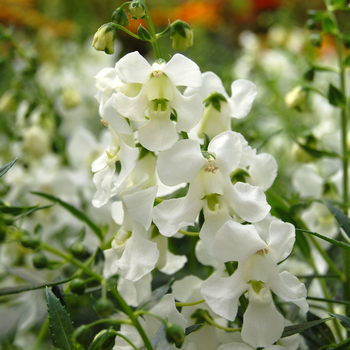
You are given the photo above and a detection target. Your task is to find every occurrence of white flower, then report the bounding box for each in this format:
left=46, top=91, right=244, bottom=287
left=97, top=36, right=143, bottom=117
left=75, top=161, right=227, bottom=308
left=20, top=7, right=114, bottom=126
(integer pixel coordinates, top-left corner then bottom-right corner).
left=153, top=131, right=270, bottom=251
left=201, top=220, right=308, bottom=348
left=113, top=51, right=203, bottom=151
left=185, top=72, right=257, bottom=139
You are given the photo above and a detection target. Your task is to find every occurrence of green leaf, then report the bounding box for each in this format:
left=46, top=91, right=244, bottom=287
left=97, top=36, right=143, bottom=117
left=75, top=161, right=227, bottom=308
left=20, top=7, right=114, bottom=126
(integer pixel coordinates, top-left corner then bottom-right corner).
left=296, top=228, right=350, bottom=251
left=329, top=313, right=350, bottom=330
left=330, top=0, right=347, bottom=9
left=92, top=247, right=105, bottom=274
left=31, top=192, right=103, bottom=241
left=307, top=10, right=327, bottom=21
left=157, top=20, right=171, bottom=38
left=322, top=17, right=337, bottom=34
left=344, top=54, right=350, bottom=66
left=281, top=316, right=332, bottom=338
left=323, top=200, right=350, bottom=237
left=296, top=141, right=340, bottom=159
left=185, top=324, right=203, bottom=336
left=137, top=24, right=151, bottom=41
left=0, top=276, right=75, bottom=296
left=138, top=279, right=173, bottom=310
left=46, top=287, right=74, bottom=350
left=328, top=83, right=346, bottom=107
left=0, top=158, right=17, bottom=178
left=332, top=336, right=350, bottom=349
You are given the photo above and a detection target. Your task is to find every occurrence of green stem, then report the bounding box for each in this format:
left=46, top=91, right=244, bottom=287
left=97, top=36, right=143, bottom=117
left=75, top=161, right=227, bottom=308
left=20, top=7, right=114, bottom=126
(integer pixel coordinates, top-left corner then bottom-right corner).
left=134, top=310, right=167, bottom=324
left=142, top=0, right=162, bottom=59
left=115, top=23, right=140, bottom=40
left=176, top=299, right=205, bottom=307
left=40, top=242, right=154, bottom=350
left=178, top=229, right=199, bottom=236
left=199, top=311, right=241, bottom=332
left=30, top=317, right=49, bottom=350
left=109, top=330, right=140, bottom=350
left=86, top=318, right=132, bottom=328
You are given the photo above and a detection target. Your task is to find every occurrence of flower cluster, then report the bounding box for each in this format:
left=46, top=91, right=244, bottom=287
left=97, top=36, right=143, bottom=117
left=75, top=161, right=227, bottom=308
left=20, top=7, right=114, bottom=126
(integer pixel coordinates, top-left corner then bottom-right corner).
left=92, top=50, right=308, bottom=349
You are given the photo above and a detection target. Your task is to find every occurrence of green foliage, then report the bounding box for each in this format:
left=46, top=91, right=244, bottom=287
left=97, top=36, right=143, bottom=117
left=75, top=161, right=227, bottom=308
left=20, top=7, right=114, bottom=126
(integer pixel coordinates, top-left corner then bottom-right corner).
left=138, top=25, right=152, bottom=41
left=46, top=287, right=75, bottom=350
left=31, top=191, right=103, bottom=241
left=0, top=158, right=17, bottom=178
left=323, top=200, right=350, bottom=237
left=327, top=83, right=346, bottom=107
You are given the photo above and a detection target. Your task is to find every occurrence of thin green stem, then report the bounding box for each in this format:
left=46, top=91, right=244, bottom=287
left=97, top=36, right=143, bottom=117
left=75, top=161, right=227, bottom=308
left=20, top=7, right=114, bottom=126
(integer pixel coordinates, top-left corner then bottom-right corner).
left=115, top=23, right=140, bottom=40
left=176, top=299, right=205, bottom=307
left=109, top=330, right=139, bottom=350
left=30, top=317, right=49, bottom=350
left=134, top=310, right=167, bottom=324
left=178, top=229, right=199, bottom=236
left=142, top=0, right=162, bottom=59
left=86, top=318, right=132, bottom=328
left=40, top=242, right=154, bottom=350
left=199, top=311, right=241, bottom=332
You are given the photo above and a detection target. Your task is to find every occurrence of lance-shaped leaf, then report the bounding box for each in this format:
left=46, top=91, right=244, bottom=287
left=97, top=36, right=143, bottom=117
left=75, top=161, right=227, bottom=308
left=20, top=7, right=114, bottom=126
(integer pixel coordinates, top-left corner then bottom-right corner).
left=328, top=83, right=346, bottom=108
left=0, top=158, right=17, bottom=178
left=281, top=316, right=332, bottom=338
left=46, top=287, right=74, bottom=350
left=329, top=313, right=350, bottom=330
left=31, top=191, right=103, bottom=241
left=323, top=199, right=350, bottom=238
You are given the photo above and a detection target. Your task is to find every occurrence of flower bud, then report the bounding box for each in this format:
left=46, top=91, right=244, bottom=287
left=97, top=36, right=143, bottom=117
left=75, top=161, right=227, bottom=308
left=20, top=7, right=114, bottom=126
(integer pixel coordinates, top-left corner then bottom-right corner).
left=73, top=325, right=91, bottom=346
left=70, top=241, right=87, bottom=258
left=284, top=86, right=307, bottom=110
left=165, top=322, right=185, bottom=348
left=92, top=23, right=116, bottom=54
left=70, top=278, right=86, bottom=295
left=95, top=298, right=114, bottom=318
left=20, top=231, right=40, bottom=249
left=129, top=0, right=146, bottom=19
left=112, top=7, right=129, bottom=26
left=32, top=252, right=48, bottom=269
left=170, top=20, right=194, bottom=51
left=61, top=88, right=81, bottom=109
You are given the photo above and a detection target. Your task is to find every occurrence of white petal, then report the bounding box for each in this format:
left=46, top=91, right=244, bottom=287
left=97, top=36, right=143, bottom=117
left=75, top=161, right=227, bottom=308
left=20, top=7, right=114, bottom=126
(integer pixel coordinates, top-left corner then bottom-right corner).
left=111, top=201, right=124, bottom=225
left=162, top=54, right=202, bottom=88
left=115, top=224, right=159, bottom=281
left=195, top=240, right=224, bottom=271
left=157, top=139, right=205, bottom=186
left=101, top=96, right=133, bottom=135
left=117, top=273, right=152, bottom=307
left=242, top=287, right=284, bottom=348
left=103, top=248, right=119, bottom=279
left=245, top=153, right=278, bottom=191
left=173, top=90, right=203, bottom=132
left=212, top=221, right=265, bottom=263
left=227, top=182, right=270, bottom=222
left=268, top=221, right=295, bottom=263
left=153, top=188, right=203, bottom=237
left=138, top=117, right=178, bottom=152
left=115, top=51, right=152, bottom=84
left=121, top=186, right=158, bottom=230
left=228, top=79, right=257, bottom=119
left=115, top=135, right=139, bottom=188
left=208, top=131, right=242, bottom=174
left=113, top=90, right=148, bottom=122
left=188, top=71, right=227, bottom=99
left=172, top=275, right=203, bottom=302
left=201, top=270, right=247, bottom=321
left=92, top=165, right=115, bottom=208
left=270, top=271, right=309, bottom=313
left=292, top=164, right=323, bottom=198
left=217, top=343, right=253, bottom=350
left=159, top=251, right=187, bottom=275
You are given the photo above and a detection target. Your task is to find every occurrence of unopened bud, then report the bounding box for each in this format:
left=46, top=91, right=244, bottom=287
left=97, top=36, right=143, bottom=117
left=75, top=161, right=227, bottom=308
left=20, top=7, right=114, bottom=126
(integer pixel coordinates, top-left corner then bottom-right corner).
left=309, top=33, right=322, bottom=47
left=92, top=23, right=116, bottom=54
left=95, top=298, right=114, bottom=318
left=170, top=20, right=194, bottom=51
left=129, top=0, right=146, bottom=19
left=70, top=278, right=86, bottom=295
left=112, top=7, right=129, bottom=26
left=33, top=252, right=48, bottom=269
left=73, top=325, right=91, bottom=346
left=165, top=322, right=185, bottom=348
left=61, top=88, right=81, bottom=109
left=70, top=241, right=87, bottom=258
left=285, top=86, right=307, bottom=110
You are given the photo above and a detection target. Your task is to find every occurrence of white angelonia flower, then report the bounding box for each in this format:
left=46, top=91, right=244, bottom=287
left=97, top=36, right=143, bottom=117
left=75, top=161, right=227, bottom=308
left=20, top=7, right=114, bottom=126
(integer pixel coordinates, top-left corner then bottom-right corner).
left=103, top=206, right=159, bottom=282
left=153, top=131, right=270, bottom=251
left=114, top=294, right=187, bottom=350
left=201, top=220, right=308, bottom=348
left=218, top=343, right=286, bottom=350
left=113, top=51, right=203, bottom=151
left=185, top=72, right=257, bottom=140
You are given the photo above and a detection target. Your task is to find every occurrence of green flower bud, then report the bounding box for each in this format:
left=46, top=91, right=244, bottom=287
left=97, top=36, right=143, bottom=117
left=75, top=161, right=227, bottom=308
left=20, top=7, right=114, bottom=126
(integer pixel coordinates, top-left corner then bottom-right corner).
left=129, top=0, right=146, bottom=19
left=95, top=298, right=114, bottom=318
left=112, top=7, right=129, bottom=26
left=165, top=322, right=185, bottom=348
left=170, top=20, right=194, bottom=51
left=69, top=278, right=86, bottom=295
left=61, top=88, right=81, bottom=109
left=92, top=23, right=116, bottom=54
left=20, top=231, right=40, bottom=249
left=32, top=252, right=48, bottom=269
left=73, top=325, right=92, bottom=346
left=70, top=241, right=87, bottom=258
left=309, top=33, right=322, bottom=47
